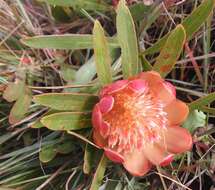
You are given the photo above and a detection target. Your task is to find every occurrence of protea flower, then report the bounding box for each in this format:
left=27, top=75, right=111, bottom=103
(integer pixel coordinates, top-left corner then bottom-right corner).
left=92, top=71, right=192, bottom=176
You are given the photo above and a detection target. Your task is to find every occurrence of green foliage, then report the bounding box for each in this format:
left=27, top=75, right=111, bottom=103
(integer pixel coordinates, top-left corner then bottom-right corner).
left=39, top=0, right=111, bottom=12
left=189, top=92, right=215, bottom=110
left=33, top=93, right=98, bottom=111
left=21, top=35, right=118, bottom=50
left=153, top=25, right=186, bottom=77
left=3, top=81, right=25, bottom=102
left=83, top=144, right=98, bottom=174
left=41, top=112, right=91, bottom=131
left=39, top=140, right=75, bottom=163
left=90, top=154, right=108, bottom=190
left=183, top=110, right=206, bottom=132
left=9, top=90, right=32, bottom=124
left=143, top=0, right=215, bottom=55
left=3, top=80, right=32, bottom=124
left=93, top=20, right=113, bottom=85
left=116, top=0, right=139, bottom=78
left=39, top=144, right=57, bottom=163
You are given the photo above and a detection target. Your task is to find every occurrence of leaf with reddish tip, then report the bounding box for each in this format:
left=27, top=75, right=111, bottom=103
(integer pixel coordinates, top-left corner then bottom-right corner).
left=9, top=90, right=32, bottom=124
left=41, top=112, right=91, bottom=131
left=153, top=25, right=186, bottom=77
left=3, top=81, right=25, bottom=102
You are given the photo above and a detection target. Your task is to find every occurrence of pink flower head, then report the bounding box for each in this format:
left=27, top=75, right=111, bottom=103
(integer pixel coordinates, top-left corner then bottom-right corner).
left=92, top=71, right=192, bottom=176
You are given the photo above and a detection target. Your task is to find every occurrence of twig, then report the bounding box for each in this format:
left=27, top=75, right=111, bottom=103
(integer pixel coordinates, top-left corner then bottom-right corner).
left=65, top=170, right=77, bottom=190
left=67, top=131, right=100, bottom=149
left=35, top=161, right=70, bottom=190
left=185, top=43, right=204, bottom=85
left=156, top=166, right=168, bottom=190
left=155, top=171, right=192, bottom=190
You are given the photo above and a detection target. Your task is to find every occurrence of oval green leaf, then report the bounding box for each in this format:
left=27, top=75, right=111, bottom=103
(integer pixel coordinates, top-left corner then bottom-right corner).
left=33, top=93, right=98, bottom=111
left=39, top=145, right=57, bottom=163
left=3, top=81, right=25, bottom=102
left=41, top=112, right=91, bottom=131
left=9, top=90, right=32, bottom=124
left=153, top=25, right=186, bottom=77
left=116, top=0, right=139, bottom=78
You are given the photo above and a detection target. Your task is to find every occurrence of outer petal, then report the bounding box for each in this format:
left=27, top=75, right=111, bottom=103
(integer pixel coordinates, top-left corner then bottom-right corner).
left=100, top=80, right=128, bottom=97
left=160, top=154, right=174, bottom=166
left=123, top=149, right=151, bottom=176
left=104, top=148, right=124, bottom=163
left=164, top=81, right=176, bottom=97
left=99, top=96, right=114, bottom=114
left=92, top=104, right=102, bottom=130
left=164, top=126, right=193, bottom=154
left=138, top=71, right=162, bottom=86
left=150, top=81, right=176, bottom=105
left=100, top=121, right=110, bottom=138
left=93, top=131, right=107, bottom=148
left=143, top=144, right=171, bottom=165
left=128, top=79, right=148, bottom=93
left=164, top=99, right=189, bottom=125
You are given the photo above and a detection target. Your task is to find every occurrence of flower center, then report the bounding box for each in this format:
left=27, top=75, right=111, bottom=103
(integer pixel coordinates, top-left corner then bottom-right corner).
left=103, top=85, right=168, bottom=154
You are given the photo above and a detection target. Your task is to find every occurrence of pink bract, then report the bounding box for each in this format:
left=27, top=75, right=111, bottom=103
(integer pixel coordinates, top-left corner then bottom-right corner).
left=92, top=71, right=192, bottom=176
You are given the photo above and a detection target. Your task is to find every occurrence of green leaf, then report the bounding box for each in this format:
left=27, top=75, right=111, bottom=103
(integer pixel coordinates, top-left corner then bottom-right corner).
left=143, top=0, right=215, bottom=55
left=41, top=112, right=91, bottom=131
left=199, top=106, right=215, bottom=115
left=56, top=140, right=74, bottom=154
left=39, top=145, right=57, bottom=163
left=31, top=120, right=44, bottom=129
left=33, top=93, right=98, bottom=111
left=9, top=90, right=32, bottom=124
left=116, top=0, right=139, bottom=78
left=40, top=0, right=111, bottom=12
left=93, top=20, right=113, bottom=85
left=129, top=3, right=154, bottom=22
left=189, top=92, right=215, bottom=111
left=183, top=110, right=206, bottom=132
left=140, top=55, right=153, bottom=71
left=153, top=25, right=186, bottom=77
left=21, top=35, right=118, bottom=50
left=83, top=143, right=97, bottom=174
left=60, top=63, right=76, bottom=82
left=90, top=154, right=108, bottom=190
left=182, top=0, right=214, bottom=41
left=3, top=81, right=25, bottom=102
